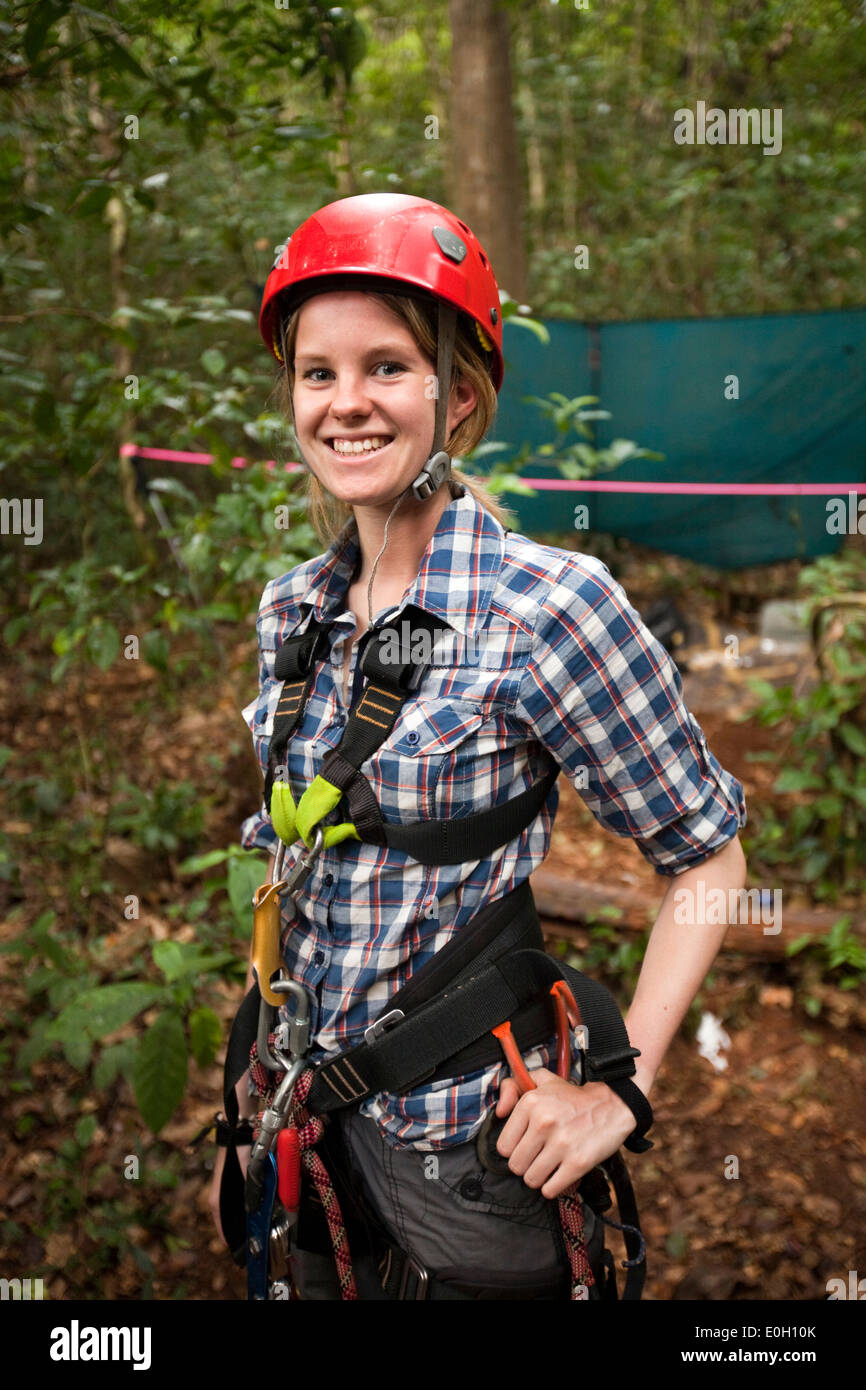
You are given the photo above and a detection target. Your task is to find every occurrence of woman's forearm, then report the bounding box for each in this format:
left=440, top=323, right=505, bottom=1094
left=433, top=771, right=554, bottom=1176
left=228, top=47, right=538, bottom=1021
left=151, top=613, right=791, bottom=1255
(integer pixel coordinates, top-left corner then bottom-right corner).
left=625, top=834, right=747, bottom=1098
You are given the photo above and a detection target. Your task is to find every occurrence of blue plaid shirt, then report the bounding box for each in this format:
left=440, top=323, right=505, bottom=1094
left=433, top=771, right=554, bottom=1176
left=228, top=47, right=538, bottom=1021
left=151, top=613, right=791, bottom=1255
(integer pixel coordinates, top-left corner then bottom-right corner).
left=241, top=487, right=746, bottom=1150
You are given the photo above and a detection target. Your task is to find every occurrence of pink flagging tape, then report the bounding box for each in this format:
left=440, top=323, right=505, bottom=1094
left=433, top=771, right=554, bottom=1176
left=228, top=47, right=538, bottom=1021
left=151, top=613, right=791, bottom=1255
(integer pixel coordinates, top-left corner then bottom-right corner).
left=120, top=448, right=862, bottom=495
left=521, top=479, right=866, bottom=494
left=119, top=444, right=303, bottom=473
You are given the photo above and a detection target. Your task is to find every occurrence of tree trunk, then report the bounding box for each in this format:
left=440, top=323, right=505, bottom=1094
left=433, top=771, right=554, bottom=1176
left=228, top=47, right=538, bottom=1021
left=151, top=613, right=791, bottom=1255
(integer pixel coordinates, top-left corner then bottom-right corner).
left=516, top=11, right=546, bottom=220
left=448, top=0, right=527, bottom=302
left=88, top=78, right=147, bottom=534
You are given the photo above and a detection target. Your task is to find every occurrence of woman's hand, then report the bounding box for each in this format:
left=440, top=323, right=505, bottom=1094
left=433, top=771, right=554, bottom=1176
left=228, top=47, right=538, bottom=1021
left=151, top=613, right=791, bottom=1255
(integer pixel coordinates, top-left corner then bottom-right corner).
left=495, top=1069, right=636, bottom=1199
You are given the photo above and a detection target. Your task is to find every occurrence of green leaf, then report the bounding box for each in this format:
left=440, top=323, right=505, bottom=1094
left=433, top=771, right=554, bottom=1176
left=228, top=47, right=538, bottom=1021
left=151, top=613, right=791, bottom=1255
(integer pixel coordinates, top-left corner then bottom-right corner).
left=177, top=848, right=232, bottom=874
left=86, top=622, right=121, bottom=670
left=141, top=631, right=170, bottom=672
left=785, top=933, right=814, bottom=958
left=75, top=183, right=115, bottom=218
left=837, top=722, right=866, bottom=756
left=666, top=1230, right=689, bottom=1258
left=133, top=1012, right=188, bottom=1134
left=189, top=1007, right=221, bottom=1068
left=17, top=1017, right=54, bottom=1070
left=228, top=853, right=268, bottom=933
left=75, top=1114, right=97, bottom=1147
left=63, top=1031, right=93, bottom=1070
left=3, top=614, right=30, bottom=646
left=774, top=768, right=824, bottom=793
left=93, top=1040, right=137, bottom=1090
left=152, top=940, right=186, bottom=982
left=152, top=940, right=234, bottom=982
left=32, top=391, right=57, bottom=434
left=47, top=983, right=162, bottom=1043
left=24, top=3, right=61, bottom=62
left=200, top=348, right=226, bottom=377
left=504, top=315, right=550, bottom=344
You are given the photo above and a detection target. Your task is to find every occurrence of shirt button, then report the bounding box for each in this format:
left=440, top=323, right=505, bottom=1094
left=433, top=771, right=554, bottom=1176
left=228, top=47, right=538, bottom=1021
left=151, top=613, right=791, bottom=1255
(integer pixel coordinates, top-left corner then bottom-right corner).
left=313, top=949, right=325, bottom=965
left=323, top=872, right=334, bottom=887
left=406, top=731, right=419, bottom=745
left=459, top=1176, right=484, bottom=1202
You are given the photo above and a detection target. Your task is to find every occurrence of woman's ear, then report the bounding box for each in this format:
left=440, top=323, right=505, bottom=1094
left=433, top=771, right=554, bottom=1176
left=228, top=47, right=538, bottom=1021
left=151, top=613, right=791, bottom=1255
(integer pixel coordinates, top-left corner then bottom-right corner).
left=448, top=374, right=477, bottom=433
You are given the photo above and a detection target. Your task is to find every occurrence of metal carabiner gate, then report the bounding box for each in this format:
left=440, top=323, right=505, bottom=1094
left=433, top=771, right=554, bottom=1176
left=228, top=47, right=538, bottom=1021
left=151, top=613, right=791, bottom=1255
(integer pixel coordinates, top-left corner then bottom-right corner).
left=245, top=827, right=325, bottom=1300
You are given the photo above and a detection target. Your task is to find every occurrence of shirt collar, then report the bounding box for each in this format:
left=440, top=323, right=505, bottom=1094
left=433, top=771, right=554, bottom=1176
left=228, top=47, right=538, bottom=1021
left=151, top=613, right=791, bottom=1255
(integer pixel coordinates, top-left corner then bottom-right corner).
left=298, top=487, right=507, bottom=639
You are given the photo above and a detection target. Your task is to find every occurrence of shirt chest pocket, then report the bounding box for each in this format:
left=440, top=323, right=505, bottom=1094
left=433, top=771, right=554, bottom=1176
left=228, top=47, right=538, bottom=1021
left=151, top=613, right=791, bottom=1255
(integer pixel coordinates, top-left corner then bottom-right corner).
left=368, top=696, right=510, bottom=825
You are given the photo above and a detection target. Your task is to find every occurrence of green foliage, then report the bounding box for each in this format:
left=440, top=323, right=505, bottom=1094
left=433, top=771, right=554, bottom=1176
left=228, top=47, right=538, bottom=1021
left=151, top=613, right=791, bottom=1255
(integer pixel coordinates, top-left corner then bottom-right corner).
left=471, top=391, right=663, bottom=499
left=178, top=845, right=270, bottom=937
left=786, top=916, right=866, bottom=990
left=108, top=777, right=206, bottom=853
left=6, top=852, right=258, bottom=1133
left=133, top=1011, right=189, bottom=1135
left=561, top=912, right=649, bottom=1000
left=741, top=551, right=866, bottom=901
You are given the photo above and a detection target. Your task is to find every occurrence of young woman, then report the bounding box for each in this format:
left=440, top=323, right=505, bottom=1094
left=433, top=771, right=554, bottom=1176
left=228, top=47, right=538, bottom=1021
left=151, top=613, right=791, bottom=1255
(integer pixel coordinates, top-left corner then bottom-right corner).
left=211, top=193, right=748, bottom=1301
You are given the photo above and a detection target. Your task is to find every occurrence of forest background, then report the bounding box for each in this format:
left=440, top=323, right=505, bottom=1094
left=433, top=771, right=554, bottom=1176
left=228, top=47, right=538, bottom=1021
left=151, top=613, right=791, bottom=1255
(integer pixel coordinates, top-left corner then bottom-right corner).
left=1, top=0, right=865, bottom=1304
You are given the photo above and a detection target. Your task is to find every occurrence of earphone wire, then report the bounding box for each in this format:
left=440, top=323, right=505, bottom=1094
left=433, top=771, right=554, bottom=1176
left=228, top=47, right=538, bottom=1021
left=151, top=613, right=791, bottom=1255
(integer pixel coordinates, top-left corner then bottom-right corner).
left=366, top=484, right=412, bottom=628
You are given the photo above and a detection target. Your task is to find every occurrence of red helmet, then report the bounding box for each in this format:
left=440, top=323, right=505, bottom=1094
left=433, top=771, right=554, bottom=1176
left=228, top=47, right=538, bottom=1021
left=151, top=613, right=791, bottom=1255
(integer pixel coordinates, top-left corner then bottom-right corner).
left=258, top=193, right=504, bottom=391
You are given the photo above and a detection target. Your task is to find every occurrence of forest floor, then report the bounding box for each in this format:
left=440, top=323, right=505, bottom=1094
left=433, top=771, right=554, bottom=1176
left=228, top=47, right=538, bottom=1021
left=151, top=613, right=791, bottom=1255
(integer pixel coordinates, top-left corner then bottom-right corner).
left=2, top=614, right=865, bottom=1304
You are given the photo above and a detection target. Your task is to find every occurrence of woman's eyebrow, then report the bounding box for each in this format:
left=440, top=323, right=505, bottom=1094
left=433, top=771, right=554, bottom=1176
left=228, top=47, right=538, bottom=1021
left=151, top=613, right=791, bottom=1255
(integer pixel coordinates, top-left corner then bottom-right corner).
left=295, top=343, right=416, bottom=364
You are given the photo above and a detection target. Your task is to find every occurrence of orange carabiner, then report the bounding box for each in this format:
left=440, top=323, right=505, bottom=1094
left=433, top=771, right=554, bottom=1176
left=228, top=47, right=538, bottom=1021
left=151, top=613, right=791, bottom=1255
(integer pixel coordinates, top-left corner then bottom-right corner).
left=491, top=1020, right=536, bottom=1094
left=550, top=978, right=589, bottom=1082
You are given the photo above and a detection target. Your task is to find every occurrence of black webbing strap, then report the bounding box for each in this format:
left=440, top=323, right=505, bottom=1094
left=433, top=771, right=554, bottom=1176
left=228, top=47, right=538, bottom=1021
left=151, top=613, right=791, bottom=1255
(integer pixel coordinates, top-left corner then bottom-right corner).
left=377, top=765, right=559, bottom=864
left=317, top=605, right=442, bottom=807
left=263, top=604, right=559, bottom=865
left=219, top=984, right=260, bottom=1266
left=218, top=884, right=653, bottom=1276
left=264, top=616, right=333, bottom=811
left=598, top=1151, right=647, bottom=1300
left=308, top=947, right=653, bottom=1152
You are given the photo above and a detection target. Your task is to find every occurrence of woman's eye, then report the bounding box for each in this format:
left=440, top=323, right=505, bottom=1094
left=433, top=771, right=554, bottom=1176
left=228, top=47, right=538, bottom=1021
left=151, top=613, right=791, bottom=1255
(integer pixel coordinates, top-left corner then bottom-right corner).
left=300, top=362, right=405, bottom=381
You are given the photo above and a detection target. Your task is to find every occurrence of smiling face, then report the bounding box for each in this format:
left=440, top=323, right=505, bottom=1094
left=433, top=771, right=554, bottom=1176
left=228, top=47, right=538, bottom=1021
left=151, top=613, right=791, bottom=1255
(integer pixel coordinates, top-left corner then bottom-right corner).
left=290, top=290, right=476, bottom=512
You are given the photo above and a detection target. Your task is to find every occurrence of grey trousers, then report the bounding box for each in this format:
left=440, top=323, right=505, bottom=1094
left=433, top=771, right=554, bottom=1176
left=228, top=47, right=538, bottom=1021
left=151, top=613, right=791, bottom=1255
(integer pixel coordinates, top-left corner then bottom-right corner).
left=292, top=1107, right=603, bottom=1300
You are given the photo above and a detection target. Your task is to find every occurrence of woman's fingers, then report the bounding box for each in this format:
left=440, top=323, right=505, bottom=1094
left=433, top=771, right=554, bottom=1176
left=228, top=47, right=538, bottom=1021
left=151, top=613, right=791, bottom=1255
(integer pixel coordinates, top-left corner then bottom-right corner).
left=494, top=1075, right=522, bottom=1118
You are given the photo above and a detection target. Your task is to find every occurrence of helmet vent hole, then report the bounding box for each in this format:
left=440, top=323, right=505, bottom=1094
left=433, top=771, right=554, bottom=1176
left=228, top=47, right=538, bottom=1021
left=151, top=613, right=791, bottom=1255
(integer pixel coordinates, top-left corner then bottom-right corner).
left=479, top=252, right=488, bottom=267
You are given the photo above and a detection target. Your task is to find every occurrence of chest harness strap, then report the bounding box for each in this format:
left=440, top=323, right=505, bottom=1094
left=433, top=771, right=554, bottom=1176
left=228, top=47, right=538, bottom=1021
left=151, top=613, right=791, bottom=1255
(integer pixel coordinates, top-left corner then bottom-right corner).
left=225, top=608, right=653, bottom=1299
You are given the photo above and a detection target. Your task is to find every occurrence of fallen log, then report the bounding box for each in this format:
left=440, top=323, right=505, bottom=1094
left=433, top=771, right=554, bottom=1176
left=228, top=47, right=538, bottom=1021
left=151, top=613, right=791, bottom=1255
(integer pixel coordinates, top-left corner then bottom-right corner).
left=531, top=868, right=864, bottom=960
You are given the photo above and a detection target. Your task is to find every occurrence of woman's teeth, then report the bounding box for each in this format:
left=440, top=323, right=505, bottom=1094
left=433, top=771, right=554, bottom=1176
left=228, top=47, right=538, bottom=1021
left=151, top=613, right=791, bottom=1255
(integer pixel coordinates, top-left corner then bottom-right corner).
left=330, top=437, right=391, bottom=455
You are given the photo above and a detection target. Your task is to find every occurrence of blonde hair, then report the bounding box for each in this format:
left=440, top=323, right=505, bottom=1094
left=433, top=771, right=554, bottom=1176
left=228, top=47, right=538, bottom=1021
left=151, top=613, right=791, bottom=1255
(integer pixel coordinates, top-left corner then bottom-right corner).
left=272, top=289, right=515, bottom=542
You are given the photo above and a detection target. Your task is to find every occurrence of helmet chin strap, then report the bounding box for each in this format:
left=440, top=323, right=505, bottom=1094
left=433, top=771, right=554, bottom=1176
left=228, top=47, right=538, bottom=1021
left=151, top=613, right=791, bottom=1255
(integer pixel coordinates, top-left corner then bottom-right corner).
left=410, top=299, right=457, bottom=501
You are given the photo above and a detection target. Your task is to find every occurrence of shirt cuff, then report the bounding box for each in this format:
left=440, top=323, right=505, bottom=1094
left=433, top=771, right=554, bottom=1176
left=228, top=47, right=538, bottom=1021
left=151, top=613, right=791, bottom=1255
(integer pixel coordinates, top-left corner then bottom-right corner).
left=240, top=806, right=280, bottom=855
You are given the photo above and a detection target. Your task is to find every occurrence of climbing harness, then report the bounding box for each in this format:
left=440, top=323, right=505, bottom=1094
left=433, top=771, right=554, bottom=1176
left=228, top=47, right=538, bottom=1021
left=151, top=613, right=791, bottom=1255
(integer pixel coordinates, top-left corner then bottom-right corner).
left=222, top=613, right=653, bottom=1301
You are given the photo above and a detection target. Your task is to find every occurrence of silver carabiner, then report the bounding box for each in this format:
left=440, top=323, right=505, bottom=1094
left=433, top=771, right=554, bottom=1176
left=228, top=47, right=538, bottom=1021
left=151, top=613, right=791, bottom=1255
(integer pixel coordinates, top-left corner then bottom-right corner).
left=255, top=830, right=324, bottom=1070
left=281, top=825, right=326, bottom=897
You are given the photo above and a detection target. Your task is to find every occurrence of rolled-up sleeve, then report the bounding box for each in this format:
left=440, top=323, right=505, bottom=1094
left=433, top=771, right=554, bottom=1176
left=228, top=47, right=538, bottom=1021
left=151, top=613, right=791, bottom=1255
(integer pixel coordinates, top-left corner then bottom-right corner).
left=514, top=554, right=747, bottom=876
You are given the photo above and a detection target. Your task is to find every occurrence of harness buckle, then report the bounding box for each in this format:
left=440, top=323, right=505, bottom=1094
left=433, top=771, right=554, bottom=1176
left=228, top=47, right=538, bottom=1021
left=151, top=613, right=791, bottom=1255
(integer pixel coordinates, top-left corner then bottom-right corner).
left=364, top=1008, right=405, bottom=1045
left=571, top=1024, right=590, bottom=1085
left=397, top=1252, right=429, bottom=1301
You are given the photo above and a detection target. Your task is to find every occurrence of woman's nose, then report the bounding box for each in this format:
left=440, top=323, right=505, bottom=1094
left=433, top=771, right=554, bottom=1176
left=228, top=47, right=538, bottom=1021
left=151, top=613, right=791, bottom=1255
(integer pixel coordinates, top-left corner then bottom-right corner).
left=328, top=371, right=373, bottom=419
